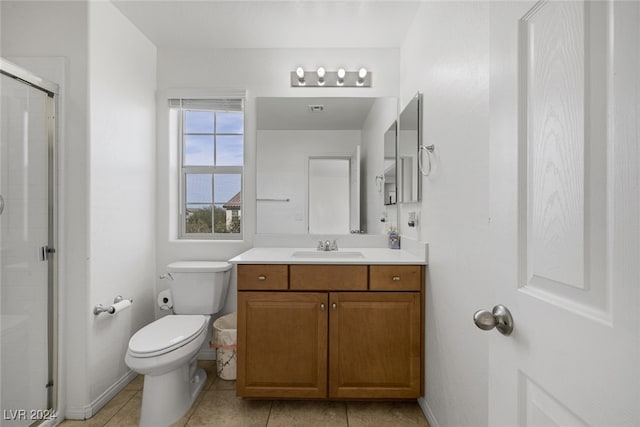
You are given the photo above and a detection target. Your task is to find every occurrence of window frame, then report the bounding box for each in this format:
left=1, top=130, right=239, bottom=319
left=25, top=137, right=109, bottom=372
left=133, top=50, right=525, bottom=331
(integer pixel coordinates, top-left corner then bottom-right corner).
left=176, top=100, right=244, bottom=240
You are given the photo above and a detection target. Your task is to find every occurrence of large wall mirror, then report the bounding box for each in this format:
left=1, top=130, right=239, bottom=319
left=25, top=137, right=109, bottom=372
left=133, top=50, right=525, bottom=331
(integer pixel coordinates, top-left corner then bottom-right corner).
left=256, top=97, right=397, bottom=235
left=398, top=92, right=422, bottom=203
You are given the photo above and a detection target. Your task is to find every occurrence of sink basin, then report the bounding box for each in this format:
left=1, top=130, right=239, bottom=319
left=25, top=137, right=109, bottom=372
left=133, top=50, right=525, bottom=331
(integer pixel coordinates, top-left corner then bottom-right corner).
left=291, top=250, right=365, bottom=259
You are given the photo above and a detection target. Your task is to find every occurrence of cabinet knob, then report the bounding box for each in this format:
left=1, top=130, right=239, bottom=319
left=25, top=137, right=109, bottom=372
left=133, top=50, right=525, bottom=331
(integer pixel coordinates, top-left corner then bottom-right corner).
left=332, top=303, right=337, bottom=310
left=392, top=276, right=401, bottom=281
left=257, top=275, right=267, bottom=281
left=320, top=303, right=325, bottom=312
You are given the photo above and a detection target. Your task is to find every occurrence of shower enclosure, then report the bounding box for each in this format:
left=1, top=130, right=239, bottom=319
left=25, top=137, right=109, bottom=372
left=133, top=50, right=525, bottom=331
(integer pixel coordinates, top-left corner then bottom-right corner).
left=0, top=59, right=58, bottom=425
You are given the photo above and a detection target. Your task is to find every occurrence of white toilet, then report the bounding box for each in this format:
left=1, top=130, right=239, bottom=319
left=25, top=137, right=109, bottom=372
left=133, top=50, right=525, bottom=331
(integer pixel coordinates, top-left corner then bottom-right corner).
left=125, top=261, right=232, bottom=427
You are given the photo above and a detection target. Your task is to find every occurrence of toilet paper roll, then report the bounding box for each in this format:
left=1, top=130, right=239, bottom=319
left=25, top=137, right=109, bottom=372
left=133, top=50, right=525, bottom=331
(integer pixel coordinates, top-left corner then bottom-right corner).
left=109, top=299, right=131, bottom=314
left=157, top=289, right=173, bottom=311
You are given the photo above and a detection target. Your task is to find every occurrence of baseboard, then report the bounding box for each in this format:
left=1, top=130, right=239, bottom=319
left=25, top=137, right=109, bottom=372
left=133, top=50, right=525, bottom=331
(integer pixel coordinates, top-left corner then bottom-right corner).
left=199, top=347, right=216, bottom=361
left=418, top=397, right=440, bottom=427
left=64, top=370, right=138, bottom=420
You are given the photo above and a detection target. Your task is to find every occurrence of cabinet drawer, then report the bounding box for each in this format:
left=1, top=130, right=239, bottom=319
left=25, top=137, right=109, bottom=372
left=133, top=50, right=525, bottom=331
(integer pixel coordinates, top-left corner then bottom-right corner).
left=290, top=265, right=367, bottom=291
left=237, top=264, right=288, bottom=290
left=369, top=265, right=422, bottom=291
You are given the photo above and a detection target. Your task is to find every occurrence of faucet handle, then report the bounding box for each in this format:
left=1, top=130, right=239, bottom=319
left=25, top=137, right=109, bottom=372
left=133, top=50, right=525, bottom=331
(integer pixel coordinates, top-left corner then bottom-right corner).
left=330, top=240, right=338, bottom=250
left=317, top=240, right=324, bottom=251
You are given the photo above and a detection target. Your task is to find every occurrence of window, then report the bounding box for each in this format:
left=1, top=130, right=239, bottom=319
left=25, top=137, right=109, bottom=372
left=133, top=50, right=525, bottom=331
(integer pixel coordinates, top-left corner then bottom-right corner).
left=171, top=98, right=244, bottom=239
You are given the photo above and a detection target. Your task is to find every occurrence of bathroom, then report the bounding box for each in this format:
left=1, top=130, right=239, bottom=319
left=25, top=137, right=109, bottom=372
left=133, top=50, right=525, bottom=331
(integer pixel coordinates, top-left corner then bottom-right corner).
left=1, top=1, right=638, bottom=426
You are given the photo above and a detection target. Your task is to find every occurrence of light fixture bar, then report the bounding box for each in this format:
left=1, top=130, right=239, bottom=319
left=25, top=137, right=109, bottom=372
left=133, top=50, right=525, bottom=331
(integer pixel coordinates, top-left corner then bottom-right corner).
left=290, top=69, right=372, bottom=87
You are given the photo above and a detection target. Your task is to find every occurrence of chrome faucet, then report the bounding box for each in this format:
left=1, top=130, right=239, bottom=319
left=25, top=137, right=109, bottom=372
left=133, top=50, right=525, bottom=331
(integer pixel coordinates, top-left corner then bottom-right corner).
left=317, top=239, right=338, bottom=251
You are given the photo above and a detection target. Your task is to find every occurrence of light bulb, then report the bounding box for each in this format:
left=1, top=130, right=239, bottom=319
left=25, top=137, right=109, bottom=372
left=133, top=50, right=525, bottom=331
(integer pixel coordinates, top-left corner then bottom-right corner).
left=317, top=67, right=326, bottom=86
left=357, top=67, right=368, bottom=86
left=337, top=68, right=346, bottom=86
left=296, top=67, right=305, bottom=86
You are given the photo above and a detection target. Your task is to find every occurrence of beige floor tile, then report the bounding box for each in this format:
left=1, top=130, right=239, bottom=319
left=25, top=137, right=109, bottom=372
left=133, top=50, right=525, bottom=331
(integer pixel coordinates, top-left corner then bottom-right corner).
left=57, top=420, right=91, bottom=427
left=123, top=375, right=144, bottom=391
left=170, top=384, right=210, bottom=427
left=267, top=400, right=348, bottom=427
left=210, top=376, right=236, bottom=391
left=197, top=360, right=218, bottom=391
left=103, top=391, right=142, bottom=427
left=60, top=367, right=430, bottom=427
left=186, top=390, right=271, bottom=427
left=347, top=401, right=430, bottom=427
left=58, top=390, right=137, bottom=427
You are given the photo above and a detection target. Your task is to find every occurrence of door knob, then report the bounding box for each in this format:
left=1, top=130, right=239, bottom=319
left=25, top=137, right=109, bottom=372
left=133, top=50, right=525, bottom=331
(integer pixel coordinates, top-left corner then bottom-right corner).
left=473, top=304, right=514, bottom=336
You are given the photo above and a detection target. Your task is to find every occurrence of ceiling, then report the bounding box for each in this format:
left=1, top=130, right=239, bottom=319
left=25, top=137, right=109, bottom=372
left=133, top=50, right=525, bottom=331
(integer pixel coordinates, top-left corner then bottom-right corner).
left=256, top=97, right=379, bottom=130
left=111, top=1, right=421, bottom=49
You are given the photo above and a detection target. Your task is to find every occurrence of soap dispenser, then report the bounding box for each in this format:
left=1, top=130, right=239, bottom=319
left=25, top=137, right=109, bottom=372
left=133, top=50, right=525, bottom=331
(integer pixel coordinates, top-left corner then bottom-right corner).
left=388, top=227, right=400, bottom=249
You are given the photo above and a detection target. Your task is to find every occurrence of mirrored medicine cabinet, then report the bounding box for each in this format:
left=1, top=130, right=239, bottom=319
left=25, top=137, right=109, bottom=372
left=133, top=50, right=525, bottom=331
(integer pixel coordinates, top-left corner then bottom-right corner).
left=383, top=121, right=397, bottom=206
left=398, top=92, right=422, bottom=203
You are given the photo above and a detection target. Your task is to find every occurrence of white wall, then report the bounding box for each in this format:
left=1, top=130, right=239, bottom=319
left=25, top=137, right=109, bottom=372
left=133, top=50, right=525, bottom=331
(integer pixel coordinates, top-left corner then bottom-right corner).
left=256, top=130, right=361, bottom=234
left=87, top=1, right=156, bottom=407
left=399, top=3, right=491, bottom=427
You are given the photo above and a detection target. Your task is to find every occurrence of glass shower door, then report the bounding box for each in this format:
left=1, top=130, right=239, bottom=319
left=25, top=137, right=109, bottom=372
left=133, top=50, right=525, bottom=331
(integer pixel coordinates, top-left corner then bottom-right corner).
left=1, top=70, right=55, bottom=425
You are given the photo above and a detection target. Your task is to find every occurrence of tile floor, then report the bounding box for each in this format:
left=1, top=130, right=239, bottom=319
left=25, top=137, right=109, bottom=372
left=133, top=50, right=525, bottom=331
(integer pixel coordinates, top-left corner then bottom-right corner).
left=59, top=361, right=430, bottom=427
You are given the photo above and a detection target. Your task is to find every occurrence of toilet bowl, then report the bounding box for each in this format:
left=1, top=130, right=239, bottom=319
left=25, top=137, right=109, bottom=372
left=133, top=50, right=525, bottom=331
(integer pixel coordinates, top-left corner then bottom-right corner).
left=125, top=261, right=232, bottom=427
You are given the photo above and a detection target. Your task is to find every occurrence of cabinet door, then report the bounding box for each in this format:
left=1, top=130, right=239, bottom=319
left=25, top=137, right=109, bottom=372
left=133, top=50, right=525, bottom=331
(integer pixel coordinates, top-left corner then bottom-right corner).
left=329, top=292, right=422, bottom=398
left=237, top=292, right=328, bottom=398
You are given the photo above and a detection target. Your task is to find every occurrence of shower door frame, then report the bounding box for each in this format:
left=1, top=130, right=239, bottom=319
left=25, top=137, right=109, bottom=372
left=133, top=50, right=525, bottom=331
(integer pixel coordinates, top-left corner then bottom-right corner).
left=0, top=58, right=59, bottom=415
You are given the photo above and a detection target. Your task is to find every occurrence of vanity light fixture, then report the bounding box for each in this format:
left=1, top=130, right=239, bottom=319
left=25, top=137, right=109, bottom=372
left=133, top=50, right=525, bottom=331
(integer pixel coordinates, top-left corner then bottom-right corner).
left=337, top=68, right=346, bottom=86
left=290, top=67, right=371, bottom=87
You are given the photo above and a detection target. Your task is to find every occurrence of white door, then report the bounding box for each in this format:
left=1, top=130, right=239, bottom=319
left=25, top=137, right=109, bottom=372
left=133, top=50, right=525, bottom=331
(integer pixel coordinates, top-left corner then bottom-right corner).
left=350, top=145, right=361, bottom=232
left=308, top=157, right=350, bottom=234
left=487, top=1, right=639, bottom=426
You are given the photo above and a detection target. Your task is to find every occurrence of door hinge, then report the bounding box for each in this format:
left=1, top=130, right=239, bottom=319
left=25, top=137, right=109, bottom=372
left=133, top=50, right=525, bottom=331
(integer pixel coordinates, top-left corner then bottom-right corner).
left=40, top=246, right=56, bottom=261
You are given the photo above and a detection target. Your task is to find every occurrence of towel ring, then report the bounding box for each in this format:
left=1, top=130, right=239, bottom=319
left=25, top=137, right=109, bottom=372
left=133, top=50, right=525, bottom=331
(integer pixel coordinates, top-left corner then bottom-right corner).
left=418, top=144, right=435, bottom=176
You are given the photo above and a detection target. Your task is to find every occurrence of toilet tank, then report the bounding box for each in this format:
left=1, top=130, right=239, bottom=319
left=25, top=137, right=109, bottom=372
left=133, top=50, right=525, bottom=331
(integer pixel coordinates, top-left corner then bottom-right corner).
left=166, top=261, right=232, bottom=315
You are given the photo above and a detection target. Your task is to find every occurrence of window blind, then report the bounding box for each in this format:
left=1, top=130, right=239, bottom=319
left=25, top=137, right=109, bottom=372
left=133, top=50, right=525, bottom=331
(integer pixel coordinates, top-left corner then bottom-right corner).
left=169, top=98, right=244, bottom=112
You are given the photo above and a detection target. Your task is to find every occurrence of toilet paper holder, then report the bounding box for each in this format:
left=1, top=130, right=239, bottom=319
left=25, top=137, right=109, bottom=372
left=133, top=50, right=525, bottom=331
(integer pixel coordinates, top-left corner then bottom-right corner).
left=93, top=295, right=133, bottom=315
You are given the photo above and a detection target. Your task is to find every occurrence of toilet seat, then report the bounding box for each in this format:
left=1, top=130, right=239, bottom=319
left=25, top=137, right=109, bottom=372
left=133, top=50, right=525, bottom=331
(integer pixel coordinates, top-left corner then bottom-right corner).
left=167, top=261, right=231, bottom=273
left=128, top=315, right=208, bottom=358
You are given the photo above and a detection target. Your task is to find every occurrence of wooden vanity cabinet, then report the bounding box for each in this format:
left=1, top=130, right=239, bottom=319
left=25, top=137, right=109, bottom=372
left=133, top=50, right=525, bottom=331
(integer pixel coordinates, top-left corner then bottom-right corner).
left=236, top=263, right=425, bottom=400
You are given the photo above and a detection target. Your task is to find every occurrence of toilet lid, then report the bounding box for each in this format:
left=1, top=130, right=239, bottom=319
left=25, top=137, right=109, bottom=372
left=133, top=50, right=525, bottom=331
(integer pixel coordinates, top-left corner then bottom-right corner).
left=128, top=315, right=208, bottom=357
left=167, top=261, right=231, bottom=273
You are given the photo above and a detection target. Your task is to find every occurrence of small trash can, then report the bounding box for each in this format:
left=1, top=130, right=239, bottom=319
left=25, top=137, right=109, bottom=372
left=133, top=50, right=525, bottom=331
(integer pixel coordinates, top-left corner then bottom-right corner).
left=210, top=312, right=237, bottom=380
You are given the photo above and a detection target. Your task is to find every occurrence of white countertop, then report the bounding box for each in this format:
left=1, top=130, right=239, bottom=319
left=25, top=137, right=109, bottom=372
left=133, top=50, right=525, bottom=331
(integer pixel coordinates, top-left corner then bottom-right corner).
left=229, top=247, right=427, bottom=265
